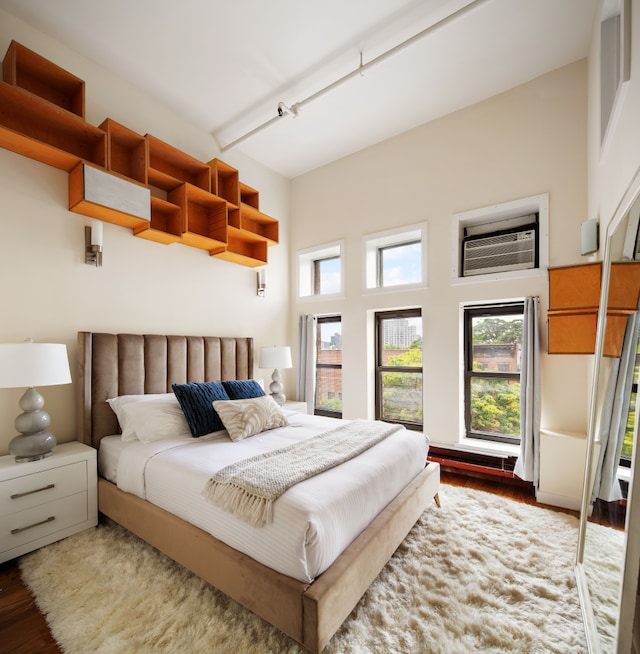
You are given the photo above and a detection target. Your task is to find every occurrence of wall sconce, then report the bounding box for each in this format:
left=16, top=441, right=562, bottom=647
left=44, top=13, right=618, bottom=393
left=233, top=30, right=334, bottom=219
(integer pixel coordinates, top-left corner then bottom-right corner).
left=85, top=219, right=103, bottom=266
left=257, top=268, right=267, bottom=297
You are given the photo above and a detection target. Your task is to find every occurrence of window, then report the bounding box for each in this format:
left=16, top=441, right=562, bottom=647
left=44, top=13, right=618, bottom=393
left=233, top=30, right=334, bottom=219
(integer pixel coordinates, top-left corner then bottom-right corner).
left=314, top=256, right=340, bottom=294
left=364, top=223, right=426, bottom=291
left=621, top=331, right=640, bottom=466
left=375, top=309, right=422, bottom=430
left=315, top=315, right=342, bottom=417
left=298, top=242, right=343, bottom=297
left=464, top=302, right=524, bottom=444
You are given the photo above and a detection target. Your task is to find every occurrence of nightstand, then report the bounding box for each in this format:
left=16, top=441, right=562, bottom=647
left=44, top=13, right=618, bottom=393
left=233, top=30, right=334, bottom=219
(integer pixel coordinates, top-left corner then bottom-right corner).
left=0, top=441, right=97, bottom=563
left=283, top=401, right=308, bottom=414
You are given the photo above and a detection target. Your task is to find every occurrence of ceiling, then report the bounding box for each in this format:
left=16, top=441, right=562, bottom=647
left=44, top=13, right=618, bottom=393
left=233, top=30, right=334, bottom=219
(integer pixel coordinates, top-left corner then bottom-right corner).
left=0, top=0, right=596, bottom=179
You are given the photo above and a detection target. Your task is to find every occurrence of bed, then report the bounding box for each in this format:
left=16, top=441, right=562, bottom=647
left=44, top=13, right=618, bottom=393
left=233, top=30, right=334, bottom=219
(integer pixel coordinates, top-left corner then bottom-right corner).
left=77, top=331, right=440, bottom=653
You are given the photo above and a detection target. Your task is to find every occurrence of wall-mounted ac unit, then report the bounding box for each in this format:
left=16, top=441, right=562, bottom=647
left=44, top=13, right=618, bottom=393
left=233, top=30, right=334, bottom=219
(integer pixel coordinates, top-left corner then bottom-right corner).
left=462, top=226, right=537, bottom=277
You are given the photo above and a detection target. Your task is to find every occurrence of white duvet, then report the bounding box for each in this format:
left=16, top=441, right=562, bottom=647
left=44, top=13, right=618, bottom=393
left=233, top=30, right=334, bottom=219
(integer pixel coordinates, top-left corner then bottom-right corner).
left=99, top=410, right=429, bottom=583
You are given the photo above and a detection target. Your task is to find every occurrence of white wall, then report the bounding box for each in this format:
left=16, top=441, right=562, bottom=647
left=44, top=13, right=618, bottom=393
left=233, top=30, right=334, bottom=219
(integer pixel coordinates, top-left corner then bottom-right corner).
left=290, top=61, right=590, bottom=455
left=588, top=1, right=640, bottom=229
left=0, top=11, right=291, bottom=455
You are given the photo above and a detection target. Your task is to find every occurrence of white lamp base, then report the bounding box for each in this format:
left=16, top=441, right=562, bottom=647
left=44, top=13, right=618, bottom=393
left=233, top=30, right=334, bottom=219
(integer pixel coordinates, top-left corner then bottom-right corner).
left=269, top=368, right=286, bottom=406
left=9, top=387, right=57, bottom=462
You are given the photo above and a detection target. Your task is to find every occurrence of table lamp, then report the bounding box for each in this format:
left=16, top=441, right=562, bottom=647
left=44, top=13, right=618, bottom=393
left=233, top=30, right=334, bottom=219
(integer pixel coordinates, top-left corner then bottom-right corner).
left=0, top=341, right=72, bottom=462
left=259, top=346, right=292, bottom=405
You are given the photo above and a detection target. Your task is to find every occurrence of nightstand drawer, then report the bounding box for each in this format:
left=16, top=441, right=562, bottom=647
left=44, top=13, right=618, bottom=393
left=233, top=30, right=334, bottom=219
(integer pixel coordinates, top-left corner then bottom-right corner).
left=1, top=492, right=88, bottom=551
left=0, top=461, right=88, bottom=516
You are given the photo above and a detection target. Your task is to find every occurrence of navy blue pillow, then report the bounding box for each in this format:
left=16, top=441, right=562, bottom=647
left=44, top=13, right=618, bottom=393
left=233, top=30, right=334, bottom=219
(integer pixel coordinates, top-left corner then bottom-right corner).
left=172, top=381, right=230, bottom=437
left=222, top=379, right=266, bottom=400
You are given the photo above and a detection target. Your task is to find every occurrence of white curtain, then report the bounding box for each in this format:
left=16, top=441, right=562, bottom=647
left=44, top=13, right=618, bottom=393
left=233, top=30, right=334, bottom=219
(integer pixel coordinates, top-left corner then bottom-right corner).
left=592, top=312, right=640, bottom=502
left=514, top=296, right=541, bottom=487
left=297, top=314, right=317, bottom=405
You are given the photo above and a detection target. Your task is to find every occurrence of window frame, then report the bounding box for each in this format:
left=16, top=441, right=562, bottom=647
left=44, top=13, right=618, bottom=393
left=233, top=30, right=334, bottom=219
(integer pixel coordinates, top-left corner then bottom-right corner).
left=363, top=223, right=427, bottom=293
left=463, top=301, right=524, bottom=445
left=297, top=241, right=344, bottom=299
left=314, top=314, right=342, bottom=418
left=374, top=308, right=423, bottom=431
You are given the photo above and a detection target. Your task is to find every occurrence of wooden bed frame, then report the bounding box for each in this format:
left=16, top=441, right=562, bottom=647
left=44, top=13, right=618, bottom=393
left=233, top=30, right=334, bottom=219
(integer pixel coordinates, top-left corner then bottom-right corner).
left=77, top=331, right=440, bottom=653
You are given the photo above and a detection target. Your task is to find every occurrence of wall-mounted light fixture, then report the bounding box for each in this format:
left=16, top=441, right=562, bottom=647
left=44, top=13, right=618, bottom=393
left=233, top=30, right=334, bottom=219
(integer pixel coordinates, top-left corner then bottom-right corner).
left=85, top=219, right=103, bottom=266
left=257, top=268, right=267, bottom=297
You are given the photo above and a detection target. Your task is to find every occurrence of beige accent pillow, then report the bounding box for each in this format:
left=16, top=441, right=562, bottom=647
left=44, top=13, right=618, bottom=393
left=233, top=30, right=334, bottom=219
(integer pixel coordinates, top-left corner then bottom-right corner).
left=213, top=395, right=288, bottom=441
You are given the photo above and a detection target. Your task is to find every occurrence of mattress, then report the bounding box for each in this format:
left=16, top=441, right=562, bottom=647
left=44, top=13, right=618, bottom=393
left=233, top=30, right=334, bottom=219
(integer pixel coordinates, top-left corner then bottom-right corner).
left=98, top=410, right=429, bottom=583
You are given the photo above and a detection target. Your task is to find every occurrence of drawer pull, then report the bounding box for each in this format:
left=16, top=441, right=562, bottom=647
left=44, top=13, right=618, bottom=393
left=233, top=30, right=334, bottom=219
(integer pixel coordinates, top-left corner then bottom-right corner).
left=11, top=483, right=55, bottom=500
left=11, top=516, right=56, bottom=535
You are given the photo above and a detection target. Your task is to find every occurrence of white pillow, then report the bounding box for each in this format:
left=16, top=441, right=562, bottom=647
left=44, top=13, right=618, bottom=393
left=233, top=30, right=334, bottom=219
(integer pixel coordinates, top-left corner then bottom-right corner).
left=123, top=398, right=191, bottom=443
left=106, top=393, right=176, bottom=441
left=213, top=395, right=288, bottom=442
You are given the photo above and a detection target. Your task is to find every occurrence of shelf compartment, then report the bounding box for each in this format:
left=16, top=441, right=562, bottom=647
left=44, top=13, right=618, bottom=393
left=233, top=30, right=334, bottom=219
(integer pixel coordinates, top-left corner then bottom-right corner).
left=208, top=158, right=239, bottom=207
left=240, top=203, right=279, bottom=244
left=146, top=134, right=210, bottom=192
left=239, top=182, right=259, bottom=209
left=548, top=309, right=632, bottom=357
left=0, top=82, right=106, bottom=170
left=69, top=162, right=150, bottom=230
left=99, top=118, right=147, bottom=184
left=134, top=197, right=182, bottom=245
left=213, top=226, right=268, bottom=267
left=168, top=183, right=227, bottom=251
left=2, top=40, right=85, bottom=118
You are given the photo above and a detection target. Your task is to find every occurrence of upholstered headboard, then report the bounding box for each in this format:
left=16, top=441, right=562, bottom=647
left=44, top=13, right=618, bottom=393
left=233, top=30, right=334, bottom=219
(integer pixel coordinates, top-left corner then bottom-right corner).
left=77, top=332, right=253, bottom=449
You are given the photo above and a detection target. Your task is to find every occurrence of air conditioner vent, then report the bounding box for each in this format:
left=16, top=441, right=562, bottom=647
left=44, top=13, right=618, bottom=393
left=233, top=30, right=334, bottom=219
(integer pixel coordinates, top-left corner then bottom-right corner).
left=463, top=227, right=537, bottom=277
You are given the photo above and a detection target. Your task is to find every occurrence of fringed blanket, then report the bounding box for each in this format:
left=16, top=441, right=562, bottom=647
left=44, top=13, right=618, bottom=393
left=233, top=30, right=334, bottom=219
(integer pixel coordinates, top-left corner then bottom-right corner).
left=202, top=419, right=403, bottom=527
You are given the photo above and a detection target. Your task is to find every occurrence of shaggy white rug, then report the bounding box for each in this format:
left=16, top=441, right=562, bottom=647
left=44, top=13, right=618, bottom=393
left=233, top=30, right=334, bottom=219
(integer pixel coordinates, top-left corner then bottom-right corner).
left=20, top=485, right=597, bottom=653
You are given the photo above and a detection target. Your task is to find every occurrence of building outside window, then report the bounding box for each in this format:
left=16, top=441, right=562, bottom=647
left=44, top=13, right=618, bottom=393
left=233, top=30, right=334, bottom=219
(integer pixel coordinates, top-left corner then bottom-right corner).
left=375, top=309, right=422, bottom=430
left=315, top=315, right=342, bottom=417
left=463, top=302, right=524, bottom=444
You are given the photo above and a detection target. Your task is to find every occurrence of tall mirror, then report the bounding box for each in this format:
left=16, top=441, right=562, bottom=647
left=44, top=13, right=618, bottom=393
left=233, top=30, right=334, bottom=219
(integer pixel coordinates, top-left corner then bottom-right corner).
left=576, top=166, right=640, bottom=654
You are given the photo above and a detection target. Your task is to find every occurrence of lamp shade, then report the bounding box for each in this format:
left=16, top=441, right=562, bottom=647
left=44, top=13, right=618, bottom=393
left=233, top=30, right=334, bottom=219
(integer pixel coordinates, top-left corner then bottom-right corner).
left=0, top=343, right=72, bottom=388
left=259, top=346, right=292, bottom=370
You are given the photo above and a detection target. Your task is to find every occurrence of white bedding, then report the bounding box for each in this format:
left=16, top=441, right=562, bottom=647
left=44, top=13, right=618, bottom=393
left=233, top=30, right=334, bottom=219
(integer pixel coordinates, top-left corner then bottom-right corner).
left=98, top=410, right=429, bottom=583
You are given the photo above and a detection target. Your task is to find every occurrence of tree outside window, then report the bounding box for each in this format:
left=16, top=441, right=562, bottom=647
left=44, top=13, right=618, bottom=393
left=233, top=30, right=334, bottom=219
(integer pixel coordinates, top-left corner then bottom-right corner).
left=464, top=303, right=523, bottom=444
left=375, top=309, right=423, bottom=430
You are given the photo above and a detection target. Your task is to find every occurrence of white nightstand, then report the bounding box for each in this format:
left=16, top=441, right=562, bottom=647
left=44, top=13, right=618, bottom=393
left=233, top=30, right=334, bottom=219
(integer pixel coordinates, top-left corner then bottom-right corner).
left=283, top=401, right=308, bottom=414
left=0, top=441, right=98, bottom=563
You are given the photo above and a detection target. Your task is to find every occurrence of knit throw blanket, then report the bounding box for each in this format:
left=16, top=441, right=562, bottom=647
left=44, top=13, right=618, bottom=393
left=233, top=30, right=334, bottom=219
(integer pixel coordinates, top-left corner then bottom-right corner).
left=202, top=420, right=402, bottom=527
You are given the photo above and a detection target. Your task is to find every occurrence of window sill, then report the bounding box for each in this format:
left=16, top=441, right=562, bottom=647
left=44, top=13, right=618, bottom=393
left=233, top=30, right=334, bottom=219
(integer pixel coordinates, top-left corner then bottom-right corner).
left=453, top=438, right=520, bottom=458
left=618, top=466, right=631, bottom=483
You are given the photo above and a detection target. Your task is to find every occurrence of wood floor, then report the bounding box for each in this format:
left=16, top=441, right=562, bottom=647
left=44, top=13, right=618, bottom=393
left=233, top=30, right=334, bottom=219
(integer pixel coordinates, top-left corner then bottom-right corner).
left=0, top=471, right=617, bottom=654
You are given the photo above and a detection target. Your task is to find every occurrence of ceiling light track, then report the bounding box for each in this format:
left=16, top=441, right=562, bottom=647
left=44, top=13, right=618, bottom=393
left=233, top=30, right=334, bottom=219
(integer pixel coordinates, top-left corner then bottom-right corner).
left=219, top=0, right=490, bottom=153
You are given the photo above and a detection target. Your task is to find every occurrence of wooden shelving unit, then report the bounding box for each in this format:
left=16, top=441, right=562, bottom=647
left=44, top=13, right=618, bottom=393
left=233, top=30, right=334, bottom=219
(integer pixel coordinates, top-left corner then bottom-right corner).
left=548, top=262, right=640, bottom=356
left=168, top=183, right=227, bottom=251
left=209, top=158, right=239, bottom=207
left=134, top=196, right=182, bottom=245
left=147, top=135, right=210, bottom=192
left=68, top=162, right=150, bottom=230
left=0, top=81, right=106, bottom=170
left=0, top=39, right=280, bottom=267
left=100, top=118, right=147, bottom=184
left=2, top=40, right=85, bottom=117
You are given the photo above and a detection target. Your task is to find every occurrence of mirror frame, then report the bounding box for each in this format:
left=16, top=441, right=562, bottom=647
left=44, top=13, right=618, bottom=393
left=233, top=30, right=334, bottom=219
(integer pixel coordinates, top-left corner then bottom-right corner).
left=576, top=162, right=640, bottom=653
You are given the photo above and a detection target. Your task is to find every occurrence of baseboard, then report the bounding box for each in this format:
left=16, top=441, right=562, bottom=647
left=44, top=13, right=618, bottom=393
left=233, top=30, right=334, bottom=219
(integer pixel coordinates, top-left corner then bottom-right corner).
left=535, top=490, right=581, bottom=512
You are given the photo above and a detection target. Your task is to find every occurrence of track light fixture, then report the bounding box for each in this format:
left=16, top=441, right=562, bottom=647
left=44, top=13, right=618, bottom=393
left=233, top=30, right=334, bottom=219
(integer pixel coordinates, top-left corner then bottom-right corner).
left=277, top=102, right=299, bottom=118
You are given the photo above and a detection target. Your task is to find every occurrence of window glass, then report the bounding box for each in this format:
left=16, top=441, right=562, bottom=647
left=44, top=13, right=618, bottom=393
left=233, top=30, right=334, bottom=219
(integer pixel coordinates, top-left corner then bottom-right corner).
left=465, top=304, right=523, bottom=444
left=376, top=310, right=422, bottom=429
left=315, top=257, right=341, bottom=295
left=621, top=334, right=640, bottom=463
left=315, top=317, right=342, bottom=416
left=380, top=241, right=421, bottom=287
